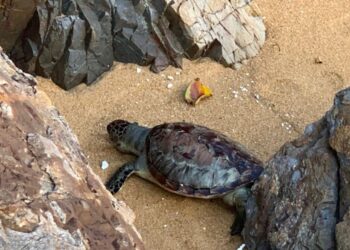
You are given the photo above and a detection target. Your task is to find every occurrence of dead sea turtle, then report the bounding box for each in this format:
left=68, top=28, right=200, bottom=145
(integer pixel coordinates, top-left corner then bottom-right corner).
left=106, top=120, right=263, bottom=235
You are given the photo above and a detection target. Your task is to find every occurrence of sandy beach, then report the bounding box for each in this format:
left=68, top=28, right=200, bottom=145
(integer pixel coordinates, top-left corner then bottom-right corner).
left=37, top=0, right=350, bottom=249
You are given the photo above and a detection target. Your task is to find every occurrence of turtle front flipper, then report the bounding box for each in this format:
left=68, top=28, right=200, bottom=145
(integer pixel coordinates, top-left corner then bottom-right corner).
left=106, top=162, right=136, bottom=194
left=223, top=187, right=251, bottom=235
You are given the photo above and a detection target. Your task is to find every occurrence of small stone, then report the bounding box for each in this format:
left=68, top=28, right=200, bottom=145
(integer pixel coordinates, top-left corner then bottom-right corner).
left=240, top=86, right=248, bottom=92
left=101, top=160, right=109, bottom=170
left=314, top=57, right=323, bottom=64
left=163, top=224, right=168, bottom=228
left=203, top=227, right=206, bottom=231
left=136, top=67, right=142, bottom=73
left=0, top=101, right=13, bottom=119
left=237, top=244, right=246, bottom=250
left=175, top=71, right=181, bottom=75
left=167, top=83, right=173, bottom=89
left=167, top=75, right=174, bottom=80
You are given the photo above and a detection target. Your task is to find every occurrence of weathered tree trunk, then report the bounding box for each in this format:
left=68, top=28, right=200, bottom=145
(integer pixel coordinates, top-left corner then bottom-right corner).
left=242, top=88, right=350, bottom=249
left=8, top=0, right=265, bottom=90
left=0, top=47, right=144, bottom=249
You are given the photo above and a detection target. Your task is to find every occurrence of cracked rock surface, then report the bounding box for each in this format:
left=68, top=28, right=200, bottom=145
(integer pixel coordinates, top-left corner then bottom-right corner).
left=0, top=47, right=144, bottom=249
left=0, top=0, right=45, bottom=52
left=242, top=87, right=350, bottom=249
left=8, top=0, right=265, bottom=89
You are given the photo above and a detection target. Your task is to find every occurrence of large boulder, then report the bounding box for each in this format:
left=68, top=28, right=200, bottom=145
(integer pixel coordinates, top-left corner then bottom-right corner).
left=11, top=0, right=114, bottom=90
left=8, top=0, right=265, bottom=89
left=0, top=0, right=44, bottom=52
left=242, top=87, right=350, bottom=249
left=0, top=47, right=144, bottom=249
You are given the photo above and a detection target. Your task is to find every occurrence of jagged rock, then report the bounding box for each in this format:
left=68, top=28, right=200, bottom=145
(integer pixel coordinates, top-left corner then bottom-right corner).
left=336, top=211, right=350, bottom=250
left=167, top=0, right=265, bottom=69
left=11, top=0, right=114, bottom=90
left=112, top=0, right=183, bottom=73
left=0, top=0, right=45, bottom=52
left=328, top=89, right=350, bottom=219
left=0, top=47, right=144, bottom=249
left=242, top=87, right=350, bottom=249
left=8, top=0, right=265, bottom=89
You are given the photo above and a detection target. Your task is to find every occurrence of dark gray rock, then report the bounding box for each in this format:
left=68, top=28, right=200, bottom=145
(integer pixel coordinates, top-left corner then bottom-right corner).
left=9, top=0, right=265, bottom=89
left=112, top=0, right=183, bottom=73
left=76, top=0, right=114, bottom=84
left=328, top=89, right=350, bottom=219
left=51, top=18, right=87, bottom=90
left=242, top=87, right=350, bottom=249
left=336, top=211, right=350, bottom=250
left=243, top=118, right=338, bottom=249
left=11, top=0, right=114, bottom=89
left=0, top=0, right=45, bottom=52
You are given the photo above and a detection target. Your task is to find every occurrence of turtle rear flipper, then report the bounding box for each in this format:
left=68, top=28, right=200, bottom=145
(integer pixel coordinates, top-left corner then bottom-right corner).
left=223, top=187, right=251, bottom=235
left=106, top=162, right=136, bottom=193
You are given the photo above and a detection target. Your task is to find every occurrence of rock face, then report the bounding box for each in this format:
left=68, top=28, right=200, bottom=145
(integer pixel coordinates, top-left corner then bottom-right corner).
left=0, top=0, right=44, bottom=52
left=8, top=0, right=265, bottom=89
left=11, top=0, right=114, bottom=90
left=242, top=88, right=350, bottom=249
left=0, top=48, right=144, bottom=249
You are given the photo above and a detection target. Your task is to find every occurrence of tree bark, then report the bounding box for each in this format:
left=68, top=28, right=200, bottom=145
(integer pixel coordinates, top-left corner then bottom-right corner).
left=0, top=47, right=144, bottom=250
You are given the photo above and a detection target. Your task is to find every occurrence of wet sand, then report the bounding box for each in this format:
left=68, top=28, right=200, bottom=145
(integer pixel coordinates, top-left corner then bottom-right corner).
left=37, top=0, right=350, bottom=249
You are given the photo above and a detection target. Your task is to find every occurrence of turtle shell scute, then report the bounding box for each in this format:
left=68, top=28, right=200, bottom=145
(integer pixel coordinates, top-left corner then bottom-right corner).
left=145, top=122, right=263, bottom=196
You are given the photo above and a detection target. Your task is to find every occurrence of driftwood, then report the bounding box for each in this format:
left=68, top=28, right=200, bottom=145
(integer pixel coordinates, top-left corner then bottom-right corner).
left=0, top=47, right=144, bottom=249
left=242, top=88, right=350, bottom=249
left=8, top=0, right=265, bottom=89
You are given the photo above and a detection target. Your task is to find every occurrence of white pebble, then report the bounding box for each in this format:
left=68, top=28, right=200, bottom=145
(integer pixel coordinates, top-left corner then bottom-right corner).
left=167, top=75, right=174, bottom=80
left=101, top=160, right=109, bottom=170
left=167, top=83, right=174, bottom=89
left=175, top=71, right=181, bottom=75
left=240, top=86, right=248, bottom=92
left=0, top=102, right=13, bottom=119
left=237, top=243, right=246, bottom=250
left=136, top=67, right=141, bottom=73
left=163, top=224, right=168, bottom=228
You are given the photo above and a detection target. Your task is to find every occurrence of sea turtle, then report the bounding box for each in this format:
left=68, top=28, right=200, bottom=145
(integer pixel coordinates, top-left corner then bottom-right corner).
left=106, top=120, right=263, bottom=235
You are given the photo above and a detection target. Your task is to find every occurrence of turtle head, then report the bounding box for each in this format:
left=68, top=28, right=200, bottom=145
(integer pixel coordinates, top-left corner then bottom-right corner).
left=107, top=119, right=149, bottom=155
